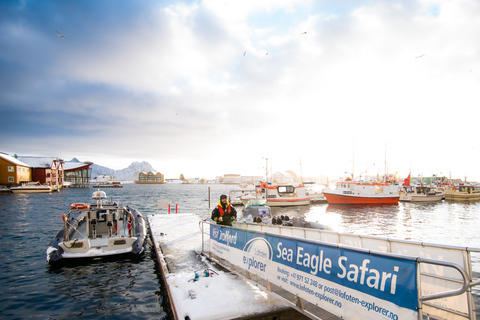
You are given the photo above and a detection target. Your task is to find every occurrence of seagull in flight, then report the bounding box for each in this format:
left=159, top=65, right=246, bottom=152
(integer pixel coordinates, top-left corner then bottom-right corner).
left=266, top=52, right=269, bottom=56
left=302, top=31, right=307, bottom=34
left=415, top=54, right=425, bottom=58
left=56, top=31, right=66, bottom=40
left=243, top=51, right=246, bottom=56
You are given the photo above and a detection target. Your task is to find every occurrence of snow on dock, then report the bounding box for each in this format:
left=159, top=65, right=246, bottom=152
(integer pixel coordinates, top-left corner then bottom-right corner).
left=148, top=214, right=293, bottom=320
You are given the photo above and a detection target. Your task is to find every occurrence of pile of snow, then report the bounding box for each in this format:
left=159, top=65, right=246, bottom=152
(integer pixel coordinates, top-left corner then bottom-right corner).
left=148, top=214, right=288, bottom=320
left=168, top=269, right=285, bottom=320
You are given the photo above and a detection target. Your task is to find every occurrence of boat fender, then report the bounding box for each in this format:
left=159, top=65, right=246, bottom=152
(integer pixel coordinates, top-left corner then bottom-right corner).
left=62, top=214, right=66, bottom=222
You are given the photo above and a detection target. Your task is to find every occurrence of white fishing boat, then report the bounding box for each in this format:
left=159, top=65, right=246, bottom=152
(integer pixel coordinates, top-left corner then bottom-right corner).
left=46, top=190, right=147, bottom=264
left=399, top=185, right=445, bottom=202
left=240, top=184, right=310, bottom=207
left=10, top=181, right=53, bottom=193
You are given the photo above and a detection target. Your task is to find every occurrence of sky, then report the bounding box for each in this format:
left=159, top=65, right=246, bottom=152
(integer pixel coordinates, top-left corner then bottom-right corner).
left=1, top=0, right=480, bottom=181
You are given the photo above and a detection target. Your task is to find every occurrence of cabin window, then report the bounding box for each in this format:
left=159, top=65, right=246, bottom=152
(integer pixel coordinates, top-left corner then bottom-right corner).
left=8, top=166, right=14, bottom=172
left=8, top=177, right=14, bottom=182
left=278, top=186, right=295, bottom=194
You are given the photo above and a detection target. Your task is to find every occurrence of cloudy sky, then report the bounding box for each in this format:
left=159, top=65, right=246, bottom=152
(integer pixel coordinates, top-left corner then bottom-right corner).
left=1, top=0, right=479, bottom=180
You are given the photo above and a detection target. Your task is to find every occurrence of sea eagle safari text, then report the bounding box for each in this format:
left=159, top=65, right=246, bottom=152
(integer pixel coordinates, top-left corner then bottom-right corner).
left=277, top=242, right=399, bottom=294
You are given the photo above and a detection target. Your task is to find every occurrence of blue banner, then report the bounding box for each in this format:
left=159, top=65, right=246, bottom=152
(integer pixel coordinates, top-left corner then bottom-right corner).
left=210, top=224, right=418, bottom=311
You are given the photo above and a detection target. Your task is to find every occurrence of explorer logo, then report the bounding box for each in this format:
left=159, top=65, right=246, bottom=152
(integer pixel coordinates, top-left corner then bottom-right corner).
left=242, top=237, right=273, bottom=272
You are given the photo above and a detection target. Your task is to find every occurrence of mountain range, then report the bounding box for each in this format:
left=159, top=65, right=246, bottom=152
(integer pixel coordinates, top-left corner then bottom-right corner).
left=89, top=161, right=156, bottom=181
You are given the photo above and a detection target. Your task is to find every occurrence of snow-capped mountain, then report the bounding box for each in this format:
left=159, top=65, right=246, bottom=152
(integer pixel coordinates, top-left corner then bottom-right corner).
left=91, top=161, right=156, bottom=181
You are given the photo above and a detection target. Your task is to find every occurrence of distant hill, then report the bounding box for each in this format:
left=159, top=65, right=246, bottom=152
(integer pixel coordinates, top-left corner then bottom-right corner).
left=91, top=161, right=156, bottom=181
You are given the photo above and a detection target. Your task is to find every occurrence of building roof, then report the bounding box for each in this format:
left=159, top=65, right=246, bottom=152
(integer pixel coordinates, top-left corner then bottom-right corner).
left=0, top=152, right=31, bottom=167
left=63, top=161, right=92, bottom=170
left=16, top=156, right=62, bottom=168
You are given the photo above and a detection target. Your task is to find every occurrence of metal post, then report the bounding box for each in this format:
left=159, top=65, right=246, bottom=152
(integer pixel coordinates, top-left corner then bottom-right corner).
left=201, top=221, right=204, bottom=254
left=168, top=204, right=170, bottom=214
left=208, top=187, right=211, bottom=210
left=176, top=204, right=178, bottom=214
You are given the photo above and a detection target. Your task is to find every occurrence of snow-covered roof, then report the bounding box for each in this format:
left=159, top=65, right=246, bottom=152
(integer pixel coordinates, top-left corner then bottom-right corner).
left=16, top=156, right=61, bottom=168
left=63, top=161, right=92, bottom=170
left=0, top=152, right=31, bottom=167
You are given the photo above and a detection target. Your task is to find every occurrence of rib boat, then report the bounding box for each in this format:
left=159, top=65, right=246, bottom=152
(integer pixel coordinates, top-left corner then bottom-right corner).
left=46, top=190, right=147, bottom=264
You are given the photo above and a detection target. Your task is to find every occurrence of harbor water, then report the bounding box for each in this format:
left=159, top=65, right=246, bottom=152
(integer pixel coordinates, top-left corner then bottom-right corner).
left=1, top=183, right=480, bottom=319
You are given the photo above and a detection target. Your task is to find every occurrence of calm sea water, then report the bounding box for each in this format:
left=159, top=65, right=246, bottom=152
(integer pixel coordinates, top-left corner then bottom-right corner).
left=1, top=184, right=479, bottom=319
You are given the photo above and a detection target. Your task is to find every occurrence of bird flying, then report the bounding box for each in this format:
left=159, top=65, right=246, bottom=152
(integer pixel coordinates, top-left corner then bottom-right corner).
left=415, top=54, right=425, bottom=58
left=302, top=31, right=307, bottom=34
left=56, top=31, right=65, bottom=40
left=243, top=51, right=246, bottom=56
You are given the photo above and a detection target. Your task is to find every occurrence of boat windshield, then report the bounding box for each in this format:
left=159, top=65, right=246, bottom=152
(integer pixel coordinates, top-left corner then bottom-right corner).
left=245, top=199, right=267, bottom=208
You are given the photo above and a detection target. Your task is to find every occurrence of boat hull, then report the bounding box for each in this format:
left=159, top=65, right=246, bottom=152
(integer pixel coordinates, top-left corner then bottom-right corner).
left=11, top=188, right=52, bottom=193
left=266, top=198, right=311, bottom=206
left=399, top=194, right=444, bottom=202
left=444, top=193, right=480, bottom=201
left=323, top=192, right=399, bottom=205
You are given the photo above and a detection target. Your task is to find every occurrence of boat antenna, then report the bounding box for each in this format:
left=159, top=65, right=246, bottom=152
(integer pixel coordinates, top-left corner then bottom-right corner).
left=384, top=143, right=387, bottom=184
left=300, top=156, right=303, bottom=185
left=352, top=144, right=355, bottom=180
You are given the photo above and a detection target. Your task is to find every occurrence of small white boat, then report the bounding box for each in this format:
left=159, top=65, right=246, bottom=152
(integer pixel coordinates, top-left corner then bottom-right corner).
left=305, top=185, right=327, bottom=203
left=228, top=188, right=256, bottom=205
left=240, top=184, right=310, bottom=207
left=399, top=186, right=444, bottom=202
left=0, top=185, right=11, bottom=193
left=46, top=190, right=147, bottom=264
left=10, top=182, right=53, bottom=193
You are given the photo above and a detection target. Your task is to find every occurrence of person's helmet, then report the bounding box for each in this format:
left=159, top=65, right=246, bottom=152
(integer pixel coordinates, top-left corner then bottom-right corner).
left=220, top=194, right=227, bottom=200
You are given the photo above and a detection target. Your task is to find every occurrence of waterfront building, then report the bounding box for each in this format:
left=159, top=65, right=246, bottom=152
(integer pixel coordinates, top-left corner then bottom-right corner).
left=136, top=171, right=165, bottom=184
left=16, top=156, right=64, bottom=187
left=222, top=174, right=241, bottom=184
left=0, top=152, right=31, bottom=186
left=63, top=161, right=93, bottom=186
left=271, top=171, right=295, bottom=184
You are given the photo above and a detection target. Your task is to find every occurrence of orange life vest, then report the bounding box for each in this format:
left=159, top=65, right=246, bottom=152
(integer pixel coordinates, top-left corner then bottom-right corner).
left=217, top=201, right=231, bottom=216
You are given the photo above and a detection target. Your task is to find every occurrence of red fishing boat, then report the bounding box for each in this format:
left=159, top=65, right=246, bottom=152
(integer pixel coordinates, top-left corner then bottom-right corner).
left=323, top=177, right=400, bottom=205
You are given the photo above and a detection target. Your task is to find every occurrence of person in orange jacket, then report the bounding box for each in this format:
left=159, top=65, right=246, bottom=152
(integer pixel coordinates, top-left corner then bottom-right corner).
left=211, top=194, right=237, bottom=226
